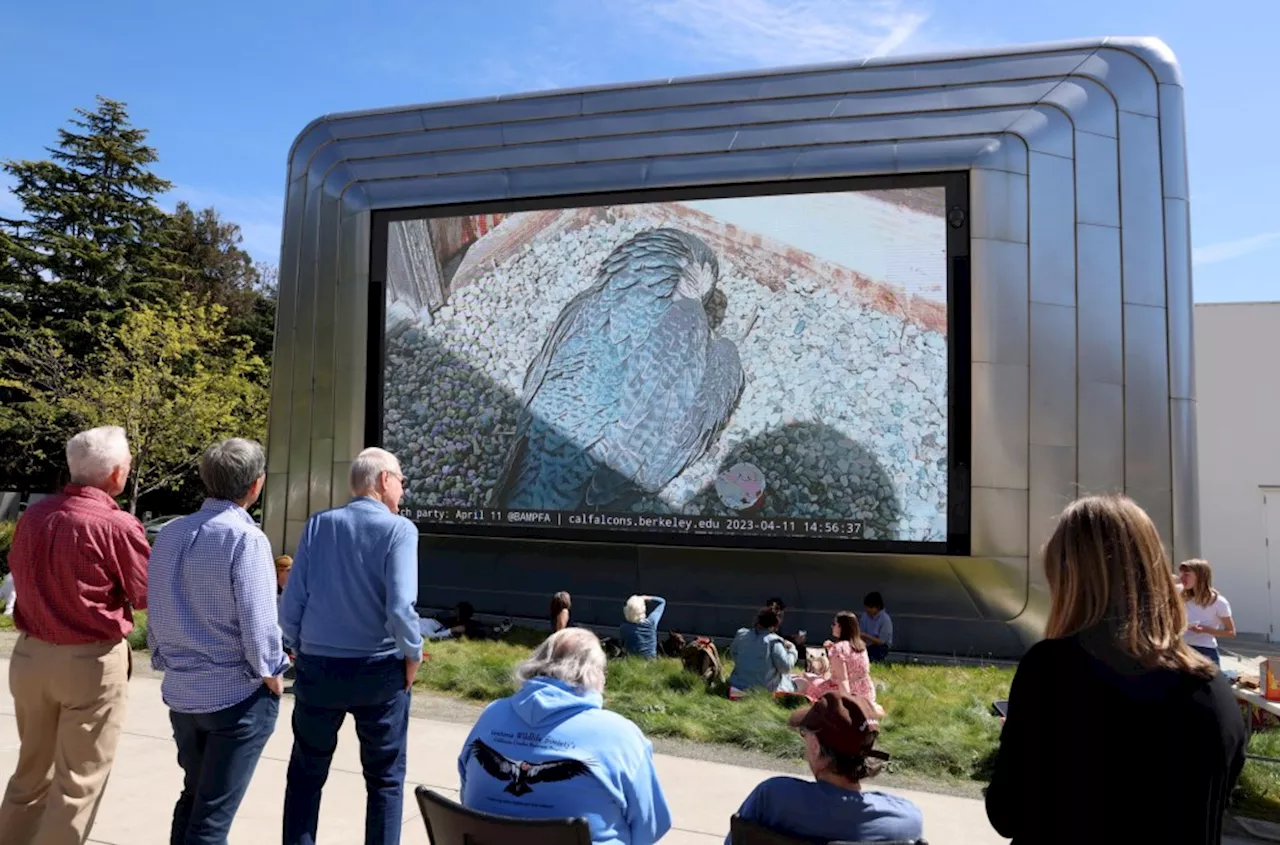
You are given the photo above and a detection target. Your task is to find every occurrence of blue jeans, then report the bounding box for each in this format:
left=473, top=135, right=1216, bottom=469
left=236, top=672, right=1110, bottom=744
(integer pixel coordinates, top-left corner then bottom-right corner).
left=283, top=654, right=410, bottom=845
left=169, top=685, right=279, bottom=845
left=1190, top=645, right=1221, bottom=666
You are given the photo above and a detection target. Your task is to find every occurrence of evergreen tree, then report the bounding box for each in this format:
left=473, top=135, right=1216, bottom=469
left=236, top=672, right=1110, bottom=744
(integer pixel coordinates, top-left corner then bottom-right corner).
left=1, top=96, right=179, bottom=358
left=167, top=203, right=276, bottom=359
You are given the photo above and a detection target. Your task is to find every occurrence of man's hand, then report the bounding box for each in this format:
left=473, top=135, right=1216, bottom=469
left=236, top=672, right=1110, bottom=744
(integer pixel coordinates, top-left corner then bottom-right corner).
left=264, top=675, right=284, bottom=697
left=405, top=655, right=423, bottom=691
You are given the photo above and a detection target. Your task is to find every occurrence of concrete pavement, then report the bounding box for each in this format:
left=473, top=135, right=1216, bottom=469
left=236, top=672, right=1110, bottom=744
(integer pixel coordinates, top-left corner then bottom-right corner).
left=0, top=658, right=1012, bottom=845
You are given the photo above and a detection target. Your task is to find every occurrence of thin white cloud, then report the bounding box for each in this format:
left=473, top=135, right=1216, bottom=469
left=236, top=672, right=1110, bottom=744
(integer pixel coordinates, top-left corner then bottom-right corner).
left=164, top=185, right=283, bottom=264
left=1193, top=231, right=1280, bottom=267
left=622, top=0, right=933, bottom=68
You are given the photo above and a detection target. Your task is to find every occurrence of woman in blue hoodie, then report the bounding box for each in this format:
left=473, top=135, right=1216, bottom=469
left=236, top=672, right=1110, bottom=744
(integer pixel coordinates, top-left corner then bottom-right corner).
left=458, top=628, right=672, bottom=845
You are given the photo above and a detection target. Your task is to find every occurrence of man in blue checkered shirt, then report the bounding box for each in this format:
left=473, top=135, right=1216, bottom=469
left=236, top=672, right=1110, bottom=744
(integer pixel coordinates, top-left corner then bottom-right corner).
left=148, top=438, right=289, bottom=844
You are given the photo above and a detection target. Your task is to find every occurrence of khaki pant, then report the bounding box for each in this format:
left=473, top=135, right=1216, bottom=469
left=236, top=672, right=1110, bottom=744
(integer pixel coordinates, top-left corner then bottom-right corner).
left=0, top=635, right=131, bottom=845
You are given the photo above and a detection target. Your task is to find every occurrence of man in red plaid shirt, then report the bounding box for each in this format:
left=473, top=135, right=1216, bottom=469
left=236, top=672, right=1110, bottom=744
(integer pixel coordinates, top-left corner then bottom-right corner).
left=0, top=426, right=149, bottom=845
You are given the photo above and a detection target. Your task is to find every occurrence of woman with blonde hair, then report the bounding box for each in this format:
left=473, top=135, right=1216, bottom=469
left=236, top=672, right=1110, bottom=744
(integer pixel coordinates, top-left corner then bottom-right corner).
left=985, top=495, right=1245, bottom=845
left=1179, top=559, right=1236, bottom=666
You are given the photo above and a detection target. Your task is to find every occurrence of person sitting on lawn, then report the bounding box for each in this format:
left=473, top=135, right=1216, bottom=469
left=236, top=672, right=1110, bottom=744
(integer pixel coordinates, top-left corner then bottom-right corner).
left=766, top=596, right=807, bottom=651
left=799, top=612, right=883, bottom=715
left=859, top=592, right=893, bottom=663
left=436, top=601, right=512, bottom=640
left=458, top=627, right=672, bottom=845
left=727, top=607, right=798, bottom=699
left=620, top=594, right=666, bottom=659
left=550, top=591, right=572, bottom=633
left=728, top=692, right=922, bottom=844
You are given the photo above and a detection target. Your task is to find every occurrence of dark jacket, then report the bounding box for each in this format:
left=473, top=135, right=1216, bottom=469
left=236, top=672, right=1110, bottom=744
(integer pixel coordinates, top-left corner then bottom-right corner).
left=986, top=632, right=1246, bottom=844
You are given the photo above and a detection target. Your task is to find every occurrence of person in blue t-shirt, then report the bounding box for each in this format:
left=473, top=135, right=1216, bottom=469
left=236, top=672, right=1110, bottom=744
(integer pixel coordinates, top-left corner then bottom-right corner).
left=729, top=692, right=923, bottom=844
left=727, top=607, right=798, bottom=698
left=620, top=595, right=666, bottom=659
left=860, top=591, right=894, bottom=664
left=459, top=628, right=672, bottom=845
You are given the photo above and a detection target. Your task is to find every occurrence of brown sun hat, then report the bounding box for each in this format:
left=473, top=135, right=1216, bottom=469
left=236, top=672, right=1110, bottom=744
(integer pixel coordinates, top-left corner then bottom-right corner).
left=788, top=692, right=889, bottom=760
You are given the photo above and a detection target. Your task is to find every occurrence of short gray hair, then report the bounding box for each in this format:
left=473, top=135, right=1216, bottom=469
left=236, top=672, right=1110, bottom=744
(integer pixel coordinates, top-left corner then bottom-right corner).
left=624, top=595, right=647, bottom=624
left=350, top=447, right=402, bottom=494
left=515, top=628, right=607, bottom=693
left=66, top=426, right=130, bottom=486
left=199, top=439, right=266, bottom=502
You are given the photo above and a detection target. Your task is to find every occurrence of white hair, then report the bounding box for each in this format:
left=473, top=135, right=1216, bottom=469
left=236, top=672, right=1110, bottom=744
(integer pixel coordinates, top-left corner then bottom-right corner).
left=515, top=628, right=607, bottom=694
left=66, top=426, right=130, bottom=486
left=350, top=447, right=402, bottom=494
left=623, top=595, right=647, bottom=624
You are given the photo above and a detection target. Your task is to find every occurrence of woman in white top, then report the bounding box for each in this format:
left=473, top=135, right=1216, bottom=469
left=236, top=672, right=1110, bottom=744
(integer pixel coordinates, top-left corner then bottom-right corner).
left=1179, top=559, right=1235, bottom=666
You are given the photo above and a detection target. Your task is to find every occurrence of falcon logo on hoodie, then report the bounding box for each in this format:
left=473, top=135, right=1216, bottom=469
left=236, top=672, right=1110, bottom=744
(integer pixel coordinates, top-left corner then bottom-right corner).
left=468, top=739, right=592, bottom=797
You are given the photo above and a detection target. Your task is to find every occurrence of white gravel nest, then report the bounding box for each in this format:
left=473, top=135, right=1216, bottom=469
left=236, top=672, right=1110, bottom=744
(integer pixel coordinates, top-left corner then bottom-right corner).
left=383, top=213, right=949, bottom=542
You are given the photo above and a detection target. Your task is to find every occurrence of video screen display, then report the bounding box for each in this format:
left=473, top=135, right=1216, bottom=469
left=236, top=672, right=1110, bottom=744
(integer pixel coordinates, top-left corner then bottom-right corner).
left=380, top=183, right=950, bottom=545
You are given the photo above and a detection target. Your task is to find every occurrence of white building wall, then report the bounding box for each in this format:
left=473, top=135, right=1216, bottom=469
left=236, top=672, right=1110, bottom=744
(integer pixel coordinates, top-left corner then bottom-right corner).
left=1195, top=301, right=1280, bottom=641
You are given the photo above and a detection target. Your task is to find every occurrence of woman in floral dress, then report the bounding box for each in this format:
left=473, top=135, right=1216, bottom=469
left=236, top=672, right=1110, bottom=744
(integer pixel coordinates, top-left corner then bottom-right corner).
left=800, top=611, right=882, bottom=714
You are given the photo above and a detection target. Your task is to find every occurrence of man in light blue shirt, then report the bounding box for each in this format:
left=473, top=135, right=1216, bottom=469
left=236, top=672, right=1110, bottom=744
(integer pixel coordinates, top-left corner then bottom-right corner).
left=727, top=607, right=798, bottom=698
left=148, top=438, right=288, bottom=844
left=280, top=447, right=423, bottom=845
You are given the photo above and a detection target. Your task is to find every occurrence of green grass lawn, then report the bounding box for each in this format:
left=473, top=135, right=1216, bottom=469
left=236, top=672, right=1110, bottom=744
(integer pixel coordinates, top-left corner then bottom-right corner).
left=417, top=629, right=1011, bottom=782
left=1239, top=731, right=1280, bottom=822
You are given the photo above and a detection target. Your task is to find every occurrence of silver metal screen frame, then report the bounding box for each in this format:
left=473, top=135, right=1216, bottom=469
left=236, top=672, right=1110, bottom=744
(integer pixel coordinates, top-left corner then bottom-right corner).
left=266, top=36, right=1194, bottom=653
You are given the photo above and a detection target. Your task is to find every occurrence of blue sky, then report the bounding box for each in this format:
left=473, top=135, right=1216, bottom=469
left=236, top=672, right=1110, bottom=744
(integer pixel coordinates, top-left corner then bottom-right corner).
left=0, top=0, right=1275, bottom=303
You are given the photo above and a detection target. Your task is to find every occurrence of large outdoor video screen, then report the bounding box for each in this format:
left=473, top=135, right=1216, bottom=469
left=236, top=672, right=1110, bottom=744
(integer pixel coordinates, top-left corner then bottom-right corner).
left=379, top=181, right=954, bottom=548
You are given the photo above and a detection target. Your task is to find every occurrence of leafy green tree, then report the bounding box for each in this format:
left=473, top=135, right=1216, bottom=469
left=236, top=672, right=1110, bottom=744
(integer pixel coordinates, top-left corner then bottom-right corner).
left=64, top=297, right=269, bottom=514
left=0, top=327, right=80, bottom=488
left=0, top=297, right=268, bottom=513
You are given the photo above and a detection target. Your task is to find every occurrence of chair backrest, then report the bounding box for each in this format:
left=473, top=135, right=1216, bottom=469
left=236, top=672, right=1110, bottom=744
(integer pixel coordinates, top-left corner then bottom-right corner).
left=729, top=814, right=928, bottom=845
left=415, top=786, right=593, bottom=845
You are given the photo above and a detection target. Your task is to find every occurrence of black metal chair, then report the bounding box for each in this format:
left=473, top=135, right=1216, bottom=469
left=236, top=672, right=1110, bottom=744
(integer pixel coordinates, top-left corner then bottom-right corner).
left=729, top=813, right=928, bottom=845
left=414, top=786, right=593, bottom=845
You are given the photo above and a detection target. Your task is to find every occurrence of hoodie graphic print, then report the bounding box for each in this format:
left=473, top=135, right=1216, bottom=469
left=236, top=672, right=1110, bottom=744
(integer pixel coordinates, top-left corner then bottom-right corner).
left=458, top=677, right=671, bottom=845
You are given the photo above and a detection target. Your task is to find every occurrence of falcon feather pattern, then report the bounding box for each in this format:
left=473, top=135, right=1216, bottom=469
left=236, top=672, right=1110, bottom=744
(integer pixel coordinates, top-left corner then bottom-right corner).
left=493, top=228, right=745, bottom=510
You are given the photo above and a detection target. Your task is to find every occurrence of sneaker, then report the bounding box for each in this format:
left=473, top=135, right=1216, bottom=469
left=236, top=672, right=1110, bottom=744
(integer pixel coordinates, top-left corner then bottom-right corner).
left=495, top=618, right=513, bottom=635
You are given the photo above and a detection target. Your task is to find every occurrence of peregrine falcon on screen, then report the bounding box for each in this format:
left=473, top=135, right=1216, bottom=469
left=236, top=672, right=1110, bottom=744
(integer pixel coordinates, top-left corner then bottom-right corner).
left=493, top=227, right=745, bottom=511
